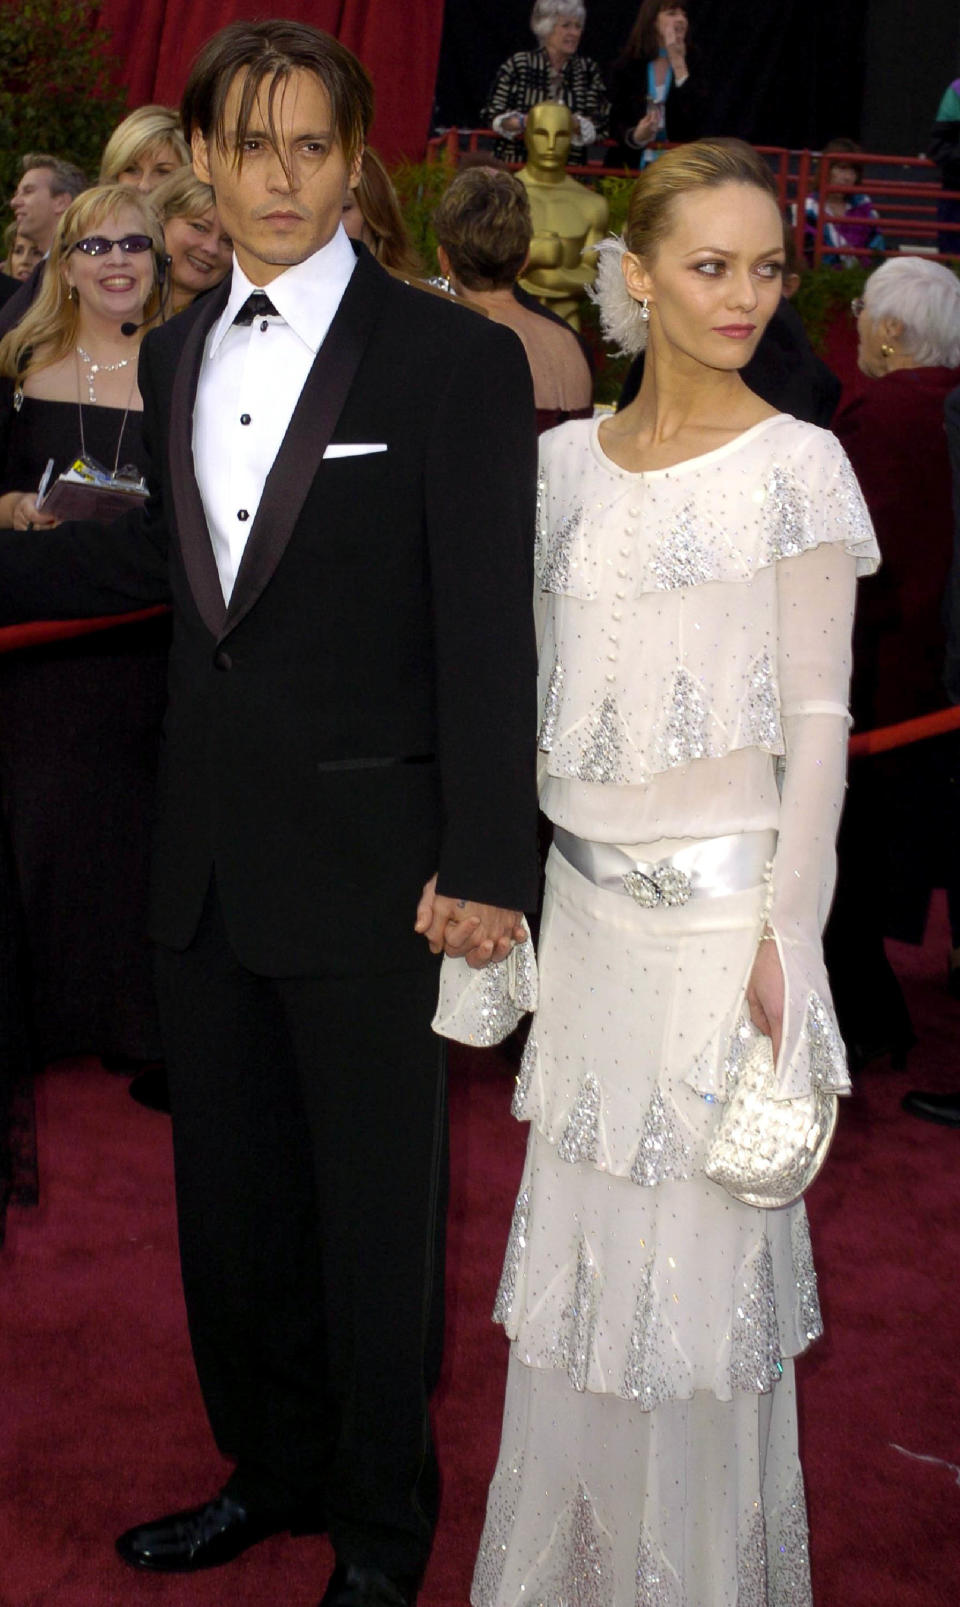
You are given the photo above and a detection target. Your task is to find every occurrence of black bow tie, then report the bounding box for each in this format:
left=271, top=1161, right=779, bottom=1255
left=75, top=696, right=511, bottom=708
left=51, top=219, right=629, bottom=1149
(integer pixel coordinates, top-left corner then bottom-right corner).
left=233, top=291, right=279, bottom=325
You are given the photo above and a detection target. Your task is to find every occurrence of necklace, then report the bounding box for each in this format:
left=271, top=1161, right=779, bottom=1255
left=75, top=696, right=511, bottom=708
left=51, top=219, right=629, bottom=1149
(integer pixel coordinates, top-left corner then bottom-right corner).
left=76, top=342, right=132, bottom=404
left=74, top=349, right=138, bottom=475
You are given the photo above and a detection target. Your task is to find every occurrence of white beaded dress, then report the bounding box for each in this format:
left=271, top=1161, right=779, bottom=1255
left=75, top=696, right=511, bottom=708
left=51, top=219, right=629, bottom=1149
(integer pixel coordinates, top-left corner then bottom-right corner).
left=471, top=413, right=879, bottom=1607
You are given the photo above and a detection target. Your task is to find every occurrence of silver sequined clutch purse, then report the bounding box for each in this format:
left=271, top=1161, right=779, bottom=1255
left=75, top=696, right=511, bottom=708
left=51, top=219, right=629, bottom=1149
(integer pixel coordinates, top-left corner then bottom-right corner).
left=704, top=1028, right=838, bottom=1209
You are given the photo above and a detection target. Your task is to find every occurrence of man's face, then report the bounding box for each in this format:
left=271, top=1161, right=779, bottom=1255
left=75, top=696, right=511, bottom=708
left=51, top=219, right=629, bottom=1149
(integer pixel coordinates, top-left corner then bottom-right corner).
left=11, top=167, right=69, bottom=252
left=192, top=69, right=361, bottom=285
left=524, top=104, right=573, bottom=172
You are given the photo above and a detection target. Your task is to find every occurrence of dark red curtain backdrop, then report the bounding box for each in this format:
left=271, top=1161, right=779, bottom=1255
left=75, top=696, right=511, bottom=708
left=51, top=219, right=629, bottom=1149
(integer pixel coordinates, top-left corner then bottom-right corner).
left=96, top=0, right=445, bottom=164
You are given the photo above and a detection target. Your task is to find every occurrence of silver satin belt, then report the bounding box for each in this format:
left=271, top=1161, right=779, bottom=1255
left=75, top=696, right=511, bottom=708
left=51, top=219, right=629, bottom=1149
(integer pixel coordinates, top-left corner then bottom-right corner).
left=552, top=827, right=777, bottom=908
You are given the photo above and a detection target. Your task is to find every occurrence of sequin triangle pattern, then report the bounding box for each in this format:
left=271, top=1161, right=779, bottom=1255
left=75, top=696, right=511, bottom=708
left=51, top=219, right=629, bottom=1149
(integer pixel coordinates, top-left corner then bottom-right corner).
left=538, top=656, right=565, bottom=752
left=575, top=692, right=627, bottom=783
left=557, top=1072, right=601, bottom=1165
left=729, top=1240, right=783, bottom=1395
left=560, top=1236, right=601, bottom=1391
left=831, top=452, right=877, bottom=553
left=765, top=1472, right=813, bottom=1607
left=736, top=1505, right=769, bottom=1607
left=648, top=500, right=720, bottom=591
left=789, top=1210, right=823, bottom=1344
left=653, top=667, right=710, bottom=771
left=511, top=1027, right=538, bottom=1119
left=493, top=1184, right=530, bottom=1325
left=539, top=502, right=584, bottom=594
left=635, top=1527, right=686, bottom=1607
left=528, top=1481, right=616, bottom=1607
left=760, top=464, right=814, bottom=563
left=471, top=1447, right=525, bottom=1607
left=622, top=1261, right=678, bottom=1409
left=803, top=993, right=848, bottom=1090
left=629, top=1089, right=694, bottom=1187
left=740, top=651, right=781, bottom=751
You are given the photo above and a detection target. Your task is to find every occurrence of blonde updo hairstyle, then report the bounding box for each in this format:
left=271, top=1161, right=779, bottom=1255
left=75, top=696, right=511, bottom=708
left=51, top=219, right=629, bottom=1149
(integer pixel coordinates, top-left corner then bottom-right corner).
left=592, top=137, right=780, bottom=354
left=99, top=105, right=190, bottom=186
left=0, top=185, right=165, bottom=383
left=149, top=166, right=218, bottom=227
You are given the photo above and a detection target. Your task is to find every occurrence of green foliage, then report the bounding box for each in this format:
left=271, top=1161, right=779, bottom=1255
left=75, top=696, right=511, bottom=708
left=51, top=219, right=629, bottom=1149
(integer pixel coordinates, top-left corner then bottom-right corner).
left=391, top=158, right=456, bottom=277
left=0, top=0, right=127, bottom=206
left=595, top=175, right=634, bottom=240
left=791, top=263, right=869, bottom=353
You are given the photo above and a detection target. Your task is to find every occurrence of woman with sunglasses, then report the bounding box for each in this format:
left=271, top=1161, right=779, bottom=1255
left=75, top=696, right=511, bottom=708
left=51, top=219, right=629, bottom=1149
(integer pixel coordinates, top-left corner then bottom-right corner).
left=0, top=185, right=168, bottom=1074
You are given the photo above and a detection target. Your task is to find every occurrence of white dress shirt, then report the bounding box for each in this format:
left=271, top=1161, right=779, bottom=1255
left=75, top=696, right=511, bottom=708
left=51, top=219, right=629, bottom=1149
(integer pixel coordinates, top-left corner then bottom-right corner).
left=192, top=225, right=357, bottom=603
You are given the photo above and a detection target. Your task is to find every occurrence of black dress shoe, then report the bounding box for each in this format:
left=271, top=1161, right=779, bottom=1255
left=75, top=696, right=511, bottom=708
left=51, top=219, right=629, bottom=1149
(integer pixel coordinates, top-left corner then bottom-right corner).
left=115, top=1491, right=280, bottom=1571
left=319, top=1562, right=418, bottom=1606
left=901, top=1089, right=960, bottom=1127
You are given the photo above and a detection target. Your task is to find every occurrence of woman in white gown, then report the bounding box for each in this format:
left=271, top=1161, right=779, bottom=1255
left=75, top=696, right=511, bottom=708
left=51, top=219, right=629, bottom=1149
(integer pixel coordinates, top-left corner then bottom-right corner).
left=471, top=139, right=879, bottom=1606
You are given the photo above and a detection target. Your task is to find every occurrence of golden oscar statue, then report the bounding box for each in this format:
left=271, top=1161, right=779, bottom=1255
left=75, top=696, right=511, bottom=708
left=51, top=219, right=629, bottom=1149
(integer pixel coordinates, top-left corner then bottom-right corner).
left=516, top=101, right=609, bottom=329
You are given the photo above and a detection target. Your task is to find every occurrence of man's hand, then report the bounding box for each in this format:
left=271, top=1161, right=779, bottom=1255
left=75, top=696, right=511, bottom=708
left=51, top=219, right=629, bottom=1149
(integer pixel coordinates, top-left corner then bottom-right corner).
left=746, top=934, right=785, bottom=1065
left=415, top=874, right=526, bottom=969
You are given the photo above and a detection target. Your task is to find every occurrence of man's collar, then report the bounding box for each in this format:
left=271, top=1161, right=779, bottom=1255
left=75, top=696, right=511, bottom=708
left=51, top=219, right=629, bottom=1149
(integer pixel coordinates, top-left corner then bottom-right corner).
left=207, top=224, right=357, bottom=358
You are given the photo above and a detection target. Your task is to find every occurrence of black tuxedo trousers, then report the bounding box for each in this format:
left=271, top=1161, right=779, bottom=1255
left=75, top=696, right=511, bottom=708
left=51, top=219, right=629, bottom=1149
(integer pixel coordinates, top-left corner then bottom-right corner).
left=0, top=247, right=539, bottom=1577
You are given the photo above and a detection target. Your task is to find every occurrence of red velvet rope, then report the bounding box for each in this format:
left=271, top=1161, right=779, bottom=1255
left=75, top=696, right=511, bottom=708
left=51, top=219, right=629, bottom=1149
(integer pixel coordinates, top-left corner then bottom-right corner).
left=1, top=611, right=958, bottom=756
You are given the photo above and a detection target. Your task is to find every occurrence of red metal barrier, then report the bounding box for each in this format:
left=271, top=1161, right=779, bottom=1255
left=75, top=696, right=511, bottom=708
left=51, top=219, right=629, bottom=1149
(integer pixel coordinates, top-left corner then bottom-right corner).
left=425, top=132, right=960, bottom=263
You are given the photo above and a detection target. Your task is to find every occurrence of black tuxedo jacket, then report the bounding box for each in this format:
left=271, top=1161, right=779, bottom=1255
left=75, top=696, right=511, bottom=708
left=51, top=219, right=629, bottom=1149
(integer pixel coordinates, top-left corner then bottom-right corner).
left=0, top=246, right=540, bottom=975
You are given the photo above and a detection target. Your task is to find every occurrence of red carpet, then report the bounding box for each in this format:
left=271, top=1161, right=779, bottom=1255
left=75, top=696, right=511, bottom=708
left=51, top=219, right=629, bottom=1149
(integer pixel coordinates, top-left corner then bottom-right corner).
left=2, top=905, right=959, bottom=1606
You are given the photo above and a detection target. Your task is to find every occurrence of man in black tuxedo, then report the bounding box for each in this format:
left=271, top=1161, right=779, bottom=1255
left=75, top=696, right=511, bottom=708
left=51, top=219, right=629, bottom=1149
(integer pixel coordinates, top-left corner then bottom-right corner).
left=0, top=21, right=539, bottom=1607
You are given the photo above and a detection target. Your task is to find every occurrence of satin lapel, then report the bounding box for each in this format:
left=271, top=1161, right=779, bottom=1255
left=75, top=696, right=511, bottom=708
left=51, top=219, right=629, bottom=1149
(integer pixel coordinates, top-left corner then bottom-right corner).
left=169, top=281, right=231, bottom=639
left=220, top=249, right=389, bottom=641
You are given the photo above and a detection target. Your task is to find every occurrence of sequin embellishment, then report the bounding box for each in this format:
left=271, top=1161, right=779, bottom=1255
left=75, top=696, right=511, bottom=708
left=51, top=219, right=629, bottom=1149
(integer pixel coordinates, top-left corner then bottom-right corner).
left=760, top=465, right=812, bottom=562
left=532, top=1482, right=615, bottom=1607
left=729, top=1240, right=782, bottom=1393
left=804, top=993, right=848, bottom=1090
left=736, top=1505, right=768, bottom=1607
left=832, top=453, right=877, bottom=555
left=790, top=1210, right=823, bottom=1343
left=654, top=668, right=709, bottom=770
left=539, top=502, right=583, bottom=593
left=511, top=1028, right=537, bottom=1120
left=557, top=1072, right=601, bottom=1165
left=471, top=1448, right=525, bottom=1607
left=766, top=1471, right=814, bottom=1607
left=630, top=1089, right=693, bottom=1187
left=538, top=657, right=565, bottom=752
left=741, top=651, right=781, bottom=749
left=635, top=1527, right=685, bottom=1607
left=561, top=1237, right=601, bottom=1390
left=649, top=501, right=718, bottom=590
left=623, top=1263, right=672, bottom=1409
left=576, top=693, right=626, bottom=783
left=493, top=1185, right=529, bottom=1325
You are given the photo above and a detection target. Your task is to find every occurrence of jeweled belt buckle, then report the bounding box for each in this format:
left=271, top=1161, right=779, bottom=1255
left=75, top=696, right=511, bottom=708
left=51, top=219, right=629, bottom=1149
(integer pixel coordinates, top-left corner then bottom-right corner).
left=622, top=863, right=692, bottom=907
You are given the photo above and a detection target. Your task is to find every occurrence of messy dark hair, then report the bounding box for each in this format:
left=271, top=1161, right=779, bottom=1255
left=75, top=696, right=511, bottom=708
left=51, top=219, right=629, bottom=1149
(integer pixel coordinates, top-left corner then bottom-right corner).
left=181, top=20, right=373, bottom=173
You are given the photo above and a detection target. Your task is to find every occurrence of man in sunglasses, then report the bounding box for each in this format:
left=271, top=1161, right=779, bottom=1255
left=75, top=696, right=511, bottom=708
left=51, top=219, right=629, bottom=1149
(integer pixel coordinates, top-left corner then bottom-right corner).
left=0, top=20, right=538, bottom=1607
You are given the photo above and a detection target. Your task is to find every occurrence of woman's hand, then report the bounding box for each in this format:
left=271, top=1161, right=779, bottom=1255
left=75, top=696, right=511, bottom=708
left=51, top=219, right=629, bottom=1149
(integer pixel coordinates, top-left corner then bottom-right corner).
left=10, top=492, right=58, bottom=530
left=746, top=934, right=785, bottom=1064
left=632, top=109, right=660, bottom=146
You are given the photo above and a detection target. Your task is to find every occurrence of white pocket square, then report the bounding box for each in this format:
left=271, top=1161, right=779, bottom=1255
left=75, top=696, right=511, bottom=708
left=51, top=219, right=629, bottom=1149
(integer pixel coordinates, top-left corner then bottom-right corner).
left=323, top=442, right=388, bottom=458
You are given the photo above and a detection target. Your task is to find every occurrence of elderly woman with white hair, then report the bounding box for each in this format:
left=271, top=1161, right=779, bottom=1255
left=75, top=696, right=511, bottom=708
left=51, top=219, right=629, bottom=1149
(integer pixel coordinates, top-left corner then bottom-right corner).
left=824, top=255, right=960, bottom=1070
left=482, top=1, right=610, bottom=165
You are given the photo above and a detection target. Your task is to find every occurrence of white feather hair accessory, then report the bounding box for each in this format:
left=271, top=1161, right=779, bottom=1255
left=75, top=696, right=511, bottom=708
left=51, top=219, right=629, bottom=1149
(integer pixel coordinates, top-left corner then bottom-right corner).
left=588, top=234, right=649, bottom=355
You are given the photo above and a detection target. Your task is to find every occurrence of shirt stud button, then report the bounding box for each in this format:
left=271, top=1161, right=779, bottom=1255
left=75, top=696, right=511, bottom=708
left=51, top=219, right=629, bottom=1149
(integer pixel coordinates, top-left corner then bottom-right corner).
left=260, top=320, right=269, bottom=332
left=237, top=509, right=249, bottom=522
left=240, top=414, right=251, bottom=426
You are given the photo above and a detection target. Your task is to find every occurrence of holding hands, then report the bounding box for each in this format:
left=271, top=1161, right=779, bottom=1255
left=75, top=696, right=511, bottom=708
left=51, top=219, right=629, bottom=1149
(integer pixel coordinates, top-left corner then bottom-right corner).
left=415, top=874, right=526, bottom=969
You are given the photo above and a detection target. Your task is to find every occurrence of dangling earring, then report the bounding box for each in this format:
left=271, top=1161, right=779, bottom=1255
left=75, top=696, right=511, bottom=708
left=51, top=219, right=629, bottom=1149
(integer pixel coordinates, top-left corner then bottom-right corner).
left=640, top=298, right=650, bottom=322
left=68, top=285, right=78, bottom=304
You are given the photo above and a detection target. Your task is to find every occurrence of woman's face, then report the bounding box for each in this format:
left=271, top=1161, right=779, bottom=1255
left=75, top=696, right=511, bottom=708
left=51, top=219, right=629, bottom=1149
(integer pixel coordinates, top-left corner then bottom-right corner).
left=164, top=206, right=233, bottom=300
left=656, top=6, right=688, bottom=46
left=63, top=203, right=156, bottom=324
left=9, top=233, right=43, bottom=281
left=623, top=182, right=785, bottom=371
left=546, top=16, right=583, bottom=58
left=341, top=189, right=375, bottom=250
left=116, top=142, right=182, bottom=193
